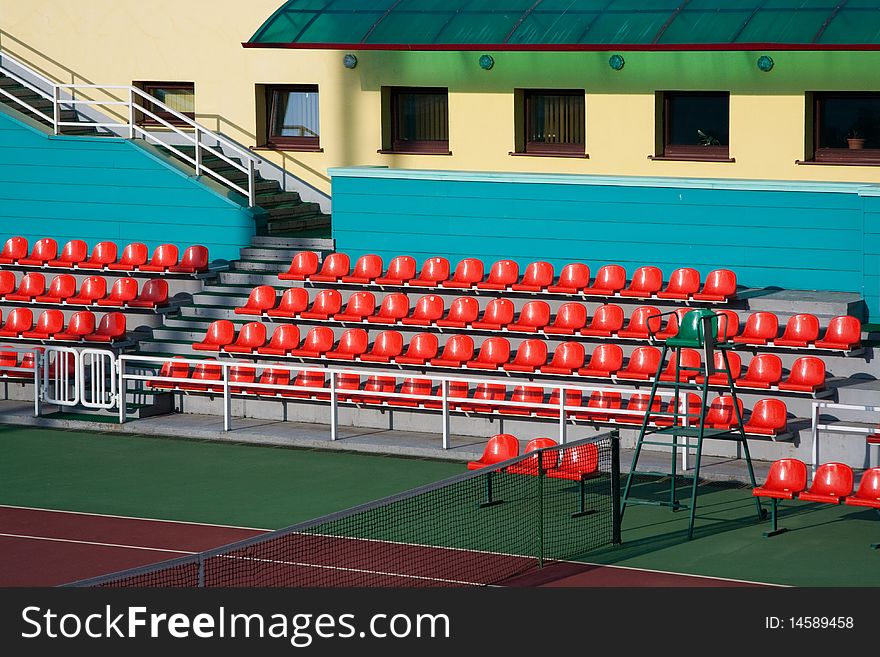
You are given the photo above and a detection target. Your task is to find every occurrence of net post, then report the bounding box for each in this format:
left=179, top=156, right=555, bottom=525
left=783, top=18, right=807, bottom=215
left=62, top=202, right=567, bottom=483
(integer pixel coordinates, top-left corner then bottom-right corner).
left=611, top=429, right=622, bottom=545
left=197, top=555, right=205, bottom=587
left=537, top=449, right=544, bottom=569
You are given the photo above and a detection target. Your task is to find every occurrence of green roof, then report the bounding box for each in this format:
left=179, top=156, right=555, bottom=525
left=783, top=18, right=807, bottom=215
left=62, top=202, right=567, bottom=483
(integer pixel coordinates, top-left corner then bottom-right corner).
left=246, top=0, right=880, bottom=50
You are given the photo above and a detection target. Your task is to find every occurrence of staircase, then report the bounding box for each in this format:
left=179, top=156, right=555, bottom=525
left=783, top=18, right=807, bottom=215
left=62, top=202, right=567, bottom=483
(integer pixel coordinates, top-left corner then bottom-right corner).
left=0, top=74, right=98, bottom=135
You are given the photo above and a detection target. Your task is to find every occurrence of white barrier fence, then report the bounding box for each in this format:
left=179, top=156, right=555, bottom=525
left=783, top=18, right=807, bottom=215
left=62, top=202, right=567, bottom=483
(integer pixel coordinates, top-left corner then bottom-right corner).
left=811, top=400, right=880, bottom=474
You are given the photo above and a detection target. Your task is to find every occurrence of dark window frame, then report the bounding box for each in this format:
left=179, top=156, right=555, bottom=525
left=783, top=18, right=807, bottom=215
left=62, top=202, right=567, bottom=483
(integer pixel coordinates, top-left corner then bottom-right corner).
left=661, top=91, right=730, bottom=161
left=522, top=89, right=586, bottom=156
left=137, top=82, right=195, bottom=127
left=388, top=87, right=449, bottom=155
left=265, top=84, right=321, bottom=151
left=812, top=92, right=880, bottom=165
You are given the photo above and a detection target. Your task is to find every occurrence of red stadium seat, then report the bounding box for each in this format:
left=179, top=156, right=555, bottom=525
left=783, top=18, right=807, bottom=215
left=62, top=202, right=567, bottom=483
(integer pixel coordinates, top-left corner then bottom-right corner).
left=547, top=443, right=599, bottom=481
left=466, top=337, right=511, bottom=370
left=693, top=269, right=737, bottom=302
left=743, top=398, right=788, bottom=435
left=798, top=462, right=854, bottom=504
left=430, top=335, right=474, bottom=367
left=367, top=293, right=410, bottom=325
left=583, top=265, right=626, bottom=296
left=408, top=257, right=450, bottom=287
left=512, top=261, right=554, bottom=292
left=389, top=378, right=434, bottom=408
left=779, top=356, right=826, bottom=393
left=96, top=277, right=139, bottom=307
left=657, top=393, right=702, bottom=427
left=253, top=368, right=291, bottom=397
left=442, top=258, right=484, bottom=289
left=360, top=330, right=404, bottom=363
left=354, top=375, right=397, bottom=405
left=0, top=271, right=15, bottom=298
left=375, top=255, right=417, bottom=286
left=178, top=362, right=223, bottom=392
left=148, top=357, right=190, bottom=389
left=508, top=438, right=559, bottom=474
left=341, top=254, right=383, bottom=284
left=256, top=324, right=300, bottom=356
left=19, top=238, right=58, bottom=267
left=774, top=314, right=820, bottom=348
left=617, top=346, right=662, bottom=381
left=5, top=272, right=46, bottom=302
left=578, top=344, right=624, bottom=378
left=279, top=251, right=319, bottom=281
left=236, top=286, right=277, bottom=316
left=334, top=291, right=376, bottom=322
left=128, top=278, right=169, bottom=308
left=618, top=306, right=663, bottom=340
left=310, top=253, right=350, bottom=283
left=0, top=236, right=28, bottom=264
left=400, top=294, right=444, bottom=326
left=334, top=372, right=364, bottom=403
left=540, top=341, right=585, bottom=375
left=228, top=365, right=257, bottom=394
left=502, top=339, right=548, bottom=373
left=715, top=309, right=740, bottom=341
left=106, top=243, right=148, bottom=271
left=499, top=386, right=545, bottom=416
left=169, top=245, right=209, bottom=274
left=139, top=244, right=179, bottom=273
left=467, top=434, right=520, bottom=470
left=753, top=459, right=808, bottom=500
left=47, top=239, right=88, bottom=269
left=79, top=241, right=118, bottom=270
left=299, top=289, right=343, bottom=320
left=507, top=300, right=551, bottom=333
left=815, top=315, right=862, bottom=351
left=53, top=311, right=95, bottom=342
left=580, top=304, right=624, bottom=337
left=436, top=296, right=480, bottom=328
left=573, top=390, right=622, bottom=422
left=544, top=303, right=587, bottom=335
left=66, top=276, right=107, bottom=306
left=325, top=328, right=370, bottom=360
left=657, top=267, right=701, bottom=300
left=192, top=320, right=235, bottom=351
left=617, top=394, right=663, bottom=425
left=289, top=326, right=336, bottom=358
left=548, top=263, right=589, bottom=294
left=736, top=354, right=783, bottom=389
left=266, top=287, right=310, bottom=319
left=22, top=310, right=65, bottom=340
left=284, top=370, right=328, bottom=399
left=471, top=298, right=515, bottom=330
left=844, top=468, right=880, bottom=509
left=620, top=266, right=663, bottom=298
left=704, top=396, right=745, bottom=430
left=655, top=308, right=692, bottom=341
left=84, top=312, right=126, bottom=342
left=460, top=382, right=506, bottom=413
left=658, top=348, right=701, bottom=382
left=423, top=380, right=469, bottom=410
left=224, top=322, right=267, bottom=354
left=0, top=308, right=33, bottom=337
left=537, top=388, right=583, bottom=418
left=35, top=274, right=77, bottom=304
left=476, top=259, right=519, bottom=290
left=394, top=333, right=439, bottom=365
left=733, top=312, right=779, bottom=346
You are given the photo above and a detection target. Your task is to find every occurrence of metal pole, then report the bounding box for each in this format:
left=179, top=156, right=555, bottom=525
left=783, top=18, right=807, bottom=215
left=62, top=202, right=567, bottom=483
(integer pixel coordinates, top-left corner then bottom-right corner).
left=222, top=365, right=230, bottom=432
left=558, top=386, right=567, bottom=445
left=248, top=159, right=256, bottom=207
left=537, top=449, right=544, bottom=568
left=194, top=127, right=202, bottom=177
left=52, top=85, right=60, bottom=135
left=441, top=379, right=449, bottom=449
left=611, top=429, right=622, bottom=545
left=33, top=349, right=40, bottom=417
left=810, top=401, right=820, bottom=477
left=118, top=358, right=126, bottom=424
left=330, top=372, right=338, bottom=441
left=128, top=87, right=135, bottom=139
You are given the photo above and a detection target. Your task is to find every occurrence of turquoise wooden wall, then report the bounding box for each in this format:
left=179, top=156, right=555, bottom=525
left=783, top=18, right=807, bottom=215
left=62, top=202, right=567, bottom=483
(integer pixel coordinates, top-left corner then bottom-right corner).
left=330, top=167, right=880, bottom=319
left=0, top=109, right=255, bottom=263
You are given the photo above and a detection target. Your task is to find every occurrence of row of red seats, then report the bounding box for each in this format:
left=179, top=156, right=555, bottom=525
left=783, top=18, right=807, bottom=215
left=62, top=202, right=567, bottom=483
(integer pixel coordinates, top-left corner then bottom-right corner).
left=0, top=308, right=126, bottom=342
left=191, top=322, right=825, bottom=393
left=0, top=349, right=37, bottom=379
left=0, top=237, right=208, bottom=274
left=0, top=272, right=168, bottom=308
left=280, top=252, right=737, bottom=302
left=236, top=286, right=861, bottom=352
left=467, top=435, right=598, bottom=480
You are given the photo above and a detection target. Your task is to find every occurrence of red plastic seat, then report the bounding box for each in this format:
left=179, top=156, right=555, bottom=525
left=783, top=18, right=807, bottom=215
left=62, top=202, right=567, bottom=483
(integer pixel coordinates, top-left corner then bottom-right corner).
left=367, top=293, right=410, bottom=325
left=334, top=291, right=376, bottom=322
left=84, top=312, right=126, bottom=342
left=512, top=261, right=554, bottom=292
left=815, top=315, right=862, bottom=351
left=300, top=289, right=343, bottom=320
left=547, top=443, right=599, bottom=481
left=128, top=278, right=169, bottom=308
left=704, top=396, right=745, bottom=430
left=508, top=438, right=559, bottom=475
left=617, top=394, right=663, bottom=425
left=580, top=304, right=624, bottom=337
left=583, top=264, right=626, bottom=296
left=499, top=386, right=545, bottom=416
left=733, top=312, right=779, bottom=346
left=375, top=255, right=417, bottom=286
left=325, top=328, right=370, bottom=360
left=423, top=380, right=469, bottom=410
left=573, top=391, right=622, bottom=422
left=96, top=277, right=139, bottom=307
left=389, top=378, right=434, bottom=407
left=279, top=251, right=319, bottom=281
left=620, top=266, right=663, bottom=298
left=341, top=254, right=383, bottom=284
left=508, top=301, right=551, bottom=333
left=0, top=308, right=33, bottom=337
left=657, top=393, right=703, bottom=427
left=436, top=296, right=480, bottom=328
left=657, top=267, right=701, bottom=300
left=540, top=341, right=585, bottom=375
left=0, top=271, right=15, bottom=298
left=178, top=362, right=223, bottom=392
left=148, top=357, right=190, bottom=389
left=34, top=275, right=77, bottom=305
left=693, top=269, right=737, bottom=302
left=139, top=244, right=180, bottom=273
left=169, top=245, right=209, bottom=274
left=67, top=276, right=107, bottom=306
left=736, top=354, right=783, bottom=389
left=5, top=272, right=46, bottom=302
left=536, top=388, right=583, bottom=418
left=53, top=311, right=95, bottom=342
left=715, top=309, right=740, bottom=341
left=224, top=322, right=267, bottom=354
left=547, top=263, right=589, bottom=294
left=252, top=368, right=291, bottom=397
left=655, top=308, right=692, bottom=341
left=236, top=286, right=277, bottom=316
left=0, top=237, right=28, bottom=264
left=471, top=298, right=515, bottom=330
left=289, top=326, right=336, bottom=358
left=106, top=243, right=148, bottom=271
left=353, top=375, right=398, bottom=405
left=578, top=343, right=624, bottom=378
left=618, top=305, right=663, bottom=340
left=310, top=253, right=350, bottom=283
left=335, top=372, right=363, bottom=402
left=467, top=434, right=520, bottom=470
left=466, top=337, right=511, bottom=370
left=266, top=287, right=310, bottom=319
left=442, top=258, right=484, bottom=289
left=400, top=294, right=444, bottom=326
left=394, top=333, right=439, bottom=365
left=22, top=310, right=65, bottom=340
left=779, top=356, right=826, bottom=393
left=774, top=314, right=820, bottom=348
left=230, top=365, right=258, bottom=393
left=360, top=330, right=404, bottom=363
left=78, top=241, right=118, bottom=270
left=502, top=339, right=548, bottom=373
left=798, top=462, right=854, bottom=504
left=617, top=346, right=662, bottom=381
left=430, top=335, right=474, bottom=367
left=658, top=348, right=702, bottom=382
left=844, top=468, right=880, bottom=509
left=284, top=370, right=328, bottom=399
left=476, top=259, right=519, bottom=291
left=19, top=238, right=58, bottom=267
left=743, top=398, right=788, bottom=436
left=753, top=458, right=808, bottom=500
left=256, top=324, right=300, bottom=356
left=544, top=303, right=587, bottom=335
left=192, top=320, right=236, bottom=351
left=408, top=257, right=450, bottom=287
left=460, top=382, right=507, bottom=413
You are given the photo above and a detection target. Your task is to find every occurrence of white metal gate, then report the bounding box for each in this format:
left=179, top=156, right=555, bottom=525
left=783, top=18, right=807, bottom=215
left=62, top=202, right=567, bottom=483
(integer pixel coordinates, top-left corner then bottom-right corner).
left=42, top=347, right=80, bottom=407
left=79, top=349, right=117, bottom=409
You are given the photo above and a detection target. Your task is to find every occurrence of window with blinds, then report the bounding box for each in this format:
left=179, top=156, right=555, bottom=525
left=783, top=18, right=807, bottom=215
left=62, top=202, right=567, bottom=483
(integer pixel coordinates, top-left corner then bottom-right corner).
left=266, top=85, right=320, bottom=150
left=524, top=90, right=585, bottom=155
left=390, top=88, right=449, bottom=154
left=138, top=82, right=195, bottom=126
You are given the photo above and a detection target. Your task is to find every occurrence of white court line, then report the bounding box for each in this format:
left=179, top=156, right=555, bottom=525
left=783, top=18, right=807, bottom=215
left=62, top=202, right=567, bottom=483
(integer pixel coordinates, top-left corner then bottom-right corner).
left=0, top=532, right=198, bottom=555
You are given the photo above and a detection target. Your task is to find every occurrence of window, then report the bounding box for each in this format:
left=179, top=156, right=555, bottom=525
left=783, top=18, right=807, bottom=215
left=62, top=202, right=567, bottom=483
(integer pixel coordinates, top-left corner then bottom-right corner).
left=521, top=90, right=585, bottom=156
left=265, top=85, right=320, bottom=150
left=658, top=92, right=730, bottom=161
left=386, top=87, right=449, bottom=154
left=812, top=93, right=880, bottom=164
left=137, top=82, right=195, bottom=126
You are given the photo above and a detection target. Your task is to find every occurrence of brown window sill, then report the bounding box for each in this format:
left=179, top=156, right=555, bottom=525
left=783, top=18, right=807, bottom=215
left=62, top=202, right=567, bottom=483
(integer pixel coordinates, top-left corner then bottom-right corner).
left=796, top=159, right=880, bottom=167
left=377, top=149, right=453, bottom=156
left=648, top=155, right=735, bottom=163
left=252, top=145, right=324, bottom=153
left=509, top=151, right=589, bottom=159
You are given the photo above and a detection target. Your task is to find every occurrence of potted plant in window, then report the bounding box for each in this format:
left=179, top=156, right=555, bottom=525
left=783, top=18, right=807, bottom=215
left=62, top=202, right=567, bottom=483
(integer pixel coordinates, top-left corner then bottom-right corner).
left=847, top=129, right=865, bottom=150
left=697, top=129, right=720, bottom=146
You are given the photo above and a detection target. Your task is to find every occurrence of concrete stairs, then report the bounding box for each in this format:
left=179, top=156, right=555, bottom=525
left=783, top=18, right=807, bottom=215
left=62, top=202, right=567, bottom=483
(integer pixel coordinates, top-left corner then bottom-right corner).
left=0, top=75, right=100, bottom=135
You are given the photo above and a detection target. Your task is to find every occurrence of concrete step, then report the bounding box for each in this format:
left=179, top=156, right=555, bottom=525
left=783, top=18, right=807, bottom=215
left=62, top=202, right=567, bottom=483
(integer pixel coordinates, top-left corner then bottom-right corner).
left=255, top=192, right=303, bottom=207
left=217, top=271, right=283, bottom=286
left=251, top=235, right=334, bottom=250
left=239, top=246, right=307, bottom=261
left=230, top=259, right=287, bottom=273
left=743, top=289, right=865, bottom=321
left=267, top=215, right=331, bottom=234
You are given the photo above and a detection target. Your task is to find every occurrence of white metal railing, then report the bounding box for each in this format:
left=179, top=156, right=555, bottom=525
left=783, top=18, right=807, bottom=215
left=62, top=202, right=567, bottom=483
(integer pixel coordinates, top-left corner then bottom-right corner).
left=0, top=49, right=260, bottom=206
left=811, top=400, right=880, bottom=474
left=0, top=345, right=43, bottom=416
